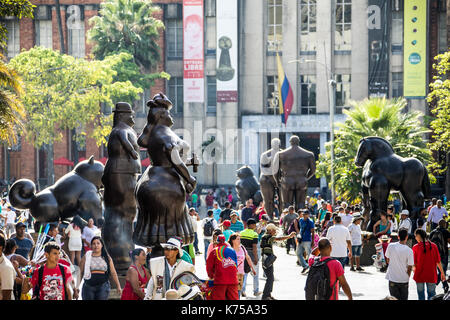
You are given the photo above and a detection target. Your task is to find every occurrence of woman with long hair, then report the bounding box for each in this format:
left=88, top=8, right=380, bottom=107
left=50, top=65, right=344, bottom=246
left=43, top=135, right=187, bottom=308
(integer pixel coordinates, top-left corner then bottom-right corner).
left=412, top=229, right=446, bottom=300
left=77, top=236, right=122, bottom=300
left=229, top=233, right=256, bottom=298
left=121, top=248, right=150, bottom=300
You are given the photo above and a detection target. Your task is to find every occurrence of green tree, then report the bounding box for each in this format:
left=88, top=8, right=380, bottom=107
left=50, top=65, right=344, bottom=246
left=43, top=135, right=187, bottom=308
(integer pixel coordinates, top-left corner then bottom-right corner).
left=316, top=97, right=432, bottom=202
left=0, top=0, right=35, bottom=50
left=0, top=54, right=25, bottom=144
left=428, top=52, right=450, bottom=172
left=9, top=47, right=142, bottom=184
left=88, top=0, right=169, bottom=90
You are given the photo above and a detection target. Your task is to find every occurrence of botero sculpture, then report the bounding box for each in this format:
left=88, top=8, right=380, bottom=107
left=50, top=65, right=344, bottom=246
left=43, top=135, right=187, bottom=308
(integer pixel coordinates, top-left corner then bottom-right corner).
left=259, top=138, right=282, bottom=219
left=235, top=166, right=263, bottom=206
left=9, top=157, right=104, bottom=223
left=102, top=102, right=141, bottom=272
left=133, top=93, right=197, bottom=252
left=355, top=137, right=431, bottom=231
left=274, top=135, right=316, bottom=211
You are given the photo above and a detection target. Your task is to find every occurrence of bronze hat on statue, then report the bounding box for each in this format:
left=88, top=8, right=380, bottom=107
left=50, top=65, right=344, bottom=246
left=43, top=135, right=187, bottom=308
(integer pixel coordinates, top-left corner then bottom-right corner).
left=113, top=102, right=134, bottom=113
left=147, top=92, right=173, bottom=110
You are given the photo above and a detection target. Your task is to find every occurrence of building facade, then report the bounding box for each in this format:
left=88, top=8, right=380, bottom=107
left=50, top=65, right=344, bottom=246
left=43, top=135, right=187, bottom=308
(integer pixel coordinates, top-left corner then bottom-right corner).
left=1, top=0, right=449, bottom=193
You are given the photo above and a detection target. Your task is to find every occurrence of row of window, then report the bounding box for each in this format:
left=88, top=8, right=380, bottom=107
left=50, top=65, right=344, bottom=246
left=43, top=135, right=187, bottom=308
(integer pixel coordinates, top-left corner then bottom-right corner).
left=3, top=8, right=85, bottom=59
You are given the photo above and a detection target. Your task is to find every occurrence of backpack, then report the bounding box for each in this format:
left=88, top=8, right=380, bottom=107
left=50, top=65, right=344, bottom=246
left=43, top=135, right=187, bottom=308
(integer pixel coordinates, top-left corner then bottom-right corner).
left=304, top=257, right=337, bottom=300
left=33, top=264, right=67, bottom=300
left=203, top=218, right=215, bottom=237
left=430, top=229, right=446, bottom=256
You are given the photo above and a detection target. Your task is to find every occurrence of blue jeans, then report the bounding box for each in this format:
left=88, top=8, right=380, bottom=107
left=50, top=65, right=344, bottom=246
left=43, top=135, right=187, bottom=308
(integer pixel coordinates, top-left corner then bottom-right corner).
left=296, top=241, right=311, bottom=268
left=82, top=281, right=110, bottom=300
left=243, top=248, right=260, bottom=294
left=193, top=232, right=199, bottom=253
left=204, top=239, right=211, bottom=261
left=416, top=282, right=436, bottom=300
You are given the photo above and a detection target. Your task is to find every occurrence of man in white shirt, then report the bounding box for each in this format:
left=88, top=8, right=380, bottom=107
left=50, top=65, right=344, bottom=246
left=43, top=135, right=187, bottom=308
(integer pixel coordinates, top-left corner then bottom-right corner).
left=189, top=208, right=201, bottom=255
left=398, top=210, right=412, bottom=235
left=384, top=228, right=414, bottom=300
left=428, top=200, right=448, bottom=231
left=339, top=207, right=353, bottom=227
left=348, top=214, right=364, bottom=271
left=4, top=207, right=17, bottom=238
left=201, top=210, right=218, bottom=261
left=0, top=234, right=15, bottom=300
left=326, top=215, right=352, bottom=268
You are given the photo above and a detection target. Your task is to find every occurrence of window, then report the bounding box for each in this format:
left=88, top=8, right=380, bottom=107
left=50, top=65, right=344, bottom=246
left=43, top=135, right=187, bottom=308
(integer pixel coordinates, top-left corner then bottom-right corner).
left=335, top=0, right=351, bottom=51
left=167, top=18, right=183, bottom=58
left=391, top=11, right=403, bottom=51
left=67, top=5, right=85, bottom=59
left=335, top=74, right=351, bottom=114
left=207, top=76, right=217, bottom=113
left=267, top=0, right=283, bottom=52
left=300, top=0, right=317, bottom=52
left=300, top=75, right=316, bottom=114
left=266, top=76, right=280, bottom=115
left=136, top=89, right=151, bottom=115
left=391, top=72, right=403, bottom=98
left=438, top=12, right=447, bottom=54
left=5, top=19, right=20, bottom=58
left=168, top=77, right=183, bottom=114
left=35, top=20, right=53, bottom=48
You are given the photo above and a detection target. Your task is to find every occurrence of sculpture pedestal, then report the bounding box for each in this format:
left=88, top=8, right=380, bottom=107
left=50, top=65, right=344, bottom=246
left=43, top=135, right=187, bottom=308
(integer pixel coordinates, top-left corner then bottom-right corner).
left=108, top=275, right=127, bottom=300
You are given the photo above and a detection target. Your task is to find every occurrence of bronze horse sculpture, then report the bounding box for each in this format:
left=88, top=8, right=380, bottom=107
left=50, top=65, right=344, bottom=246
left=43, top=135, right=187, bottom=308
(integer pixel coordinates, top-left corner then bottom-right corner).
left=355, top=137, right=431, bottom=231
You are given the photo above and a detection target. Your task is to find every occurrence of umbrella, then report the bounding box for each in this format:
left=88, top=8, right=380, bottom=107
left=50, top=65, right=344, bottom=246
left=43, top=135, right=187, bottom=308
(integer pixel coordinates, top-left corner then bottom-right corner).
left=78, top=157, right=87, bottom=163
left=53, top=157, right=74, bottom=166
left=141, top=158, right=151, bottom=167
left=99, top=157, right=108, bottom=165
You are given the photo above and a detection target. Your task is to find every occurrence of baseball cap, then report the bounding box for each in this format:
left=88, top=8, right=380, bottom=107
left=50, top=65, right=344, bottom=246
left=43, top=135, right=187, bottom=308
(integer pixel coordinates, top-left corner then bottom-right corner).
left=217, top=235, right=226, bottom=243
left=230, top=211, right=238, bottom=217
left=401, top=209, right=409, bottom=216
left=15, top=222, right=26, bottom=229
left=223, top=220, right=231, bottom=227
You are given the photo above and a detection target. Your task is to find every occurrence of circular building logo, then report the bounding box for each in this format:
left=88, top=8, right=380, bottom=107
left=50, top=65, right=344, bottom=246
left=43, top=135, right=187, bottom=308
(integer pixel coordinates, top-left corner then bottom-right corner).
left=409, top=53, right=421, bottom=65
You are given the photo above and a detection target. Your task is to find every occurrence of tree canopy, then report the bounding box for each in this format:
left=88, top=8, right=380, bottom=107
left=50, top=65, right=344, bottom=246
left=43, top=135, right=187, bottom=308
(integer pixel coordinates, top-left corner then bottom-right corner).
left=316, top=97, right=432, bottom=203
left=88, top=0, right=169, bottom=90
left=0, top=0, right=35, bottom=51
left=427, top=51, right=450, bottom=175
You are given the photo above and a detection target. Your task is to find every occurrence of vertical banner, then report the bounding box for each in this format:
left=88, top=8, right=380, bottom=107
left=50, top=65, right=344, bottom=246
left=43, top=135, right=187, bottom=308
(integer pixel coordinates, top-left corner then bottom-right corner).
left=216, top=0, right=238, bottom=102
left=367, top=0, right=390, bottom=97
left=183, top=0, right=204, bottom=102
left=404, top=0, right=427, bottom=98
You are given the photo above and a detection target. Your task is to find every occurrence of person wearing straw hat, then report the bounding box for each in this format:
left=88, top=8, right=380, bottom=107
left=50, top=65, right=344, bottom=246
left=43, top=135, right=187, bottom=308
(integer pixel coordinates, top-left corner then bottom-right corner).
left=348, top=213, right=364, bottom=271
left=144, top=237, right=195, bottom=300
left=398, top=210, right=413, bottom=247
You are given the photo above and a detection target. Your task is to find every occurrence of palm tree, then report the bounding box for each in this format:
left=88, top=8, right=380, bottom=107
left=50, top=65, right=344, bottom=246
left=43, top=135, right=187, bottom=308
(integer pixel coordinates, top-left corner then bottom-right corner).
left=316, top=97, right=432, bottom=202
left=88, top=0, right=164, bottom=74
left=0, top=54, right=25, bottom=144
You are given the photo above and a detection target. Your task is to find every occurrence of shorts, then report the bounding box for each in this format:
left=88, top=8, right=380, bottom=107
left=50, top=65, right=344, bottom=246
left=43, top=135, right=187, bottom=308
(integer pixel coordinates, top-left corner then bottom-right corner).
left=352, top=245, right=362, bottom=257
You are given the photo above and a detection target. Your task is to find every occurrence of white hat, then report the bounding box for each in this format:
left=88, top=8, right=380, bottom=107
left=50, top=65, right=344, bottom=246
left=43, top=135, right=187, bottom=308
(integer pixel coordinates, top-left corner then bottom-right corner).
left=178, top=285, right=202, bottom=300
left=401, top=209, right=409, bottom=216
left=161, top=237, right=183, bottom=252
left=164, top=289, right=180, bottom=300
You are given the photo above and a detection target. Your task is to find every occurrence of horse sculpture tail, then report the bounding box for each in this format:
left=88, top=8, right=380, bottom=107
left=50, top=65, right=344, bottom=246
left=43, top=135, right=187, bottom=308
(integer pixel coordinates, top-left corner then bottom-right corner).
left=9, top=179, right=37, bottom=209
left=422, top=166, right=432, bottom=200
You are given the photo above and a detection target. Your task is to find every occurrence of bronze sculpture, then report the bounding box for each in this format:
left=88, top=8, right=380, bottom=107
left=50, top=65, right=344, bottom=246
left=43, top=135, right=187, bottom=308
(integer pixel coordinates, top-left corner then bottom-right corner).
left=102, top=102, right=141, bottom=272
left=9, top=156, right=104, bottom=223
left=274, top=135, right=316, bottom=211
left=133, top=93, right=197, bottom=249
left=259, top=138, right=282, bottom=219
left=355, top=137, right=431, bottom=231
left=235, top=166, right=263, bottom=206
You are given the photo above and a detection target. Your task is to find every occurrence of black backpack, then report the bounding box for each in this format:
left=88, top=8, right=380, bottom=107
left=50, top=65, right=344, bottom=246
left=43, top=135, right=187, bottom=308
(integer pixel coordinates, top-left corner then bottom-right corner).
left=33, top=264, right=67, bottom=300
left=203, top=218, right=215, bottom=237
left=304, top=257, right=337, bottom=300
left=430, top=229, right=446, bottom=257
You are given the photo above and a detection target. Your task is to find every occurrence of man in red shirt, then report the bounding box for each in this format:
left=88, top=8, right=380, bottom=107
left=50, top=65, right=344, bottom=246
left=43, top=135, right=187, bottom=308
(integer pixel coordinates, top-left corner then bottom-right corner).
left=26, top=242, right=73, bottom=300
left=309, top=238, right=352, bottom=300
left=206, top=235, right=239, bottom=300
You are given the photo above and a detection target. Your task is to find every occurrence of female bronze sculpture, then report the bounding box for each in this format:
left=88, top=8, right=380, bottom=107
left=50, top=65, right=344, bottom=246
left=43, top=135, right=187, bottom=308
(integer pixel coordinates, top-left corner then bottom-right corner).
left=133, top=93, right=197, bottom=248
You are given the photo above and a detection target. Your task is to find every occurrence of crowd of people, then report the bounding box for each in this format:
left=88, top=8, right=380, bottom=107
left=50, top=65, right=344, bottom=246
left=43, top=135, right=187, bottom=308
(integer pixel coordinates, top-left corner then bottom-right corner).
left=0, top=189, right=449, bottom=301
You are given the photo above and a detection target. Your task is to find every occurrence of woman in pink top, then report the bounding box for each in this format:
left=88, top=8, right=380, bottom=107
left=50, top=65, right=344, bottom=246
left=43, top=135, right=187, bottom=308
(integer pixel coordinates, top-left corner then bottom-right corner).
left=229, top=233, right=256, bottom=298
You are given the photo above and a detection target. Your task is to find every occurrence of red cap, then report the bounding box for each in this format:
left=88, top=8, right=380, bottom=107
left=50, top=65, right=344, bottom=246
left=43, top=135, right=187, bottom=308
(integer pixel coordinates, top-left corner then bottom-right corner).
left=217, top=235, right=226, bottom=243
left=223, top=220, right=231, bottom=227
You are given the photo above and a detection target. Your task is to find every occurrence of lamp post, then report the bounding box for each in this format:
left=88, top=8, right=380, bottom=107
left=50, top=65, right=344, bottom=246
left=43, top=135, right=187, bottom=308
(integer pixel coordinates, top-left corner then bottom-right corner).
left=288, top=58, right=336, bottom=206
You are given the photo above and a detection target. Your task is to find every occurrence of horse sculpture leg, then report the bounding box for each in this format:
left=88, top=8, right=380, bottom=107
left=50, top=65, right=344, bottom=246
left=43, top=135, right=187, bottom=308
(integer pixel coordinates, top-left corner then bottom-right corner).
left=368, top=176, right=390, bottom=232
left=361, top=184, right=371, bottom=230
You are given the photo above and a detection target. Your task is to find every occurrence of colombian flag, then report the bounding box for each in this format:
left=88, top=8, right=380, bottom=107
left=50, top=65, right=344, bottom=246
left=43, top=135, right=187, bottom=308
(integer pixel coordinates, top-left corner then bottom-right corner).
left=276, top=52, right=294, bottom=126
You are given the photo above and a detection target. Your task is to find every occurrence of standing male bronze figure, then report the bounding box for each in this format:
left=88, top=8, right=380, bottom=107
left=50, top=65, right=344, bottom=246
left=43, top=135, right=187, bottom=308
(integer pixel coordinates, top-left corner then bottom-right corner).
left=274, top=135, right=316, bottom=211
left=259, top=138, right=282, bottom=219
left=102, top=102, right=141, bottom=272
